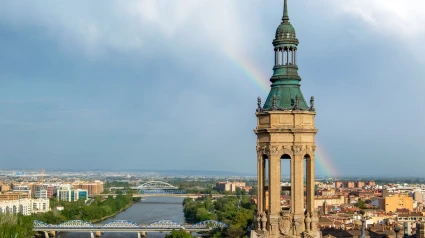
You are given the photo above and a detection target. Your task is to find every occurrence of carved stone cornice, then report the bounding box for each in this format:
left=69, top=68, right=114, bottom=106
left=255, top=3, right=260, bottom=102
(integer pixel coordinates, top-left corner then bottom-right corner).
left=255, top=128, right=318, bottom=134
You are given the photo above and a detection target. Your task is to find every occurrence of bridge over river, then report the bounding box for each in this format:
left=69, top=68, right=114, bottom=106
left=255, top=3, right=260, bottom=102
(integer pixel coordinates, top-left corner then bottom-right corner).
left=34, top=219, right=228, bottom=238
left=93, top=181, right=234, bottom=199
left=91, top=193, right=227, bottom=199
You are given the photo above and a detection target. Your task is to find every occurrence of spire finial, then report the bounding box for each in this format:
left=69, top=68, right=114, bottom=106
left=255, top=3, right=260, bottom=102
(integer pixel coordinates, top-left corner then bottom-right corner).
left=257, top=97, right=263, bottom=112
left=309, top=96, right=315, bottom=112
left=283, top=0, right=290, bottom=23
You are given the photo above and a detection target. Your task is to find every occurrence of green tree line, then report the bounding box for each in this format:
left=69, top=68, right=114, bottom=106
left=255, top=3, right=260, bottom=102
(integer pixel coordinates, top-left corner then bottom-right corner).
left=33, top=194, right=135, bottom=224
left=0, top=214, right=34, bottom=238
left=0, top=194, right=136, bottom=237
left=183, top=195, right=256, bottom=238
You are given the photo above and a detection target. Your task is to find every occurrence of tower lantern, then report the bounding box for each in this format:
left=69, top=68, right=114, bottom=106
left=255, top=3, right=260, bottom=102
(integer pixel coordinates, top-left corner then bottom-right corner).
left=253, top=0, right=319, bottom=237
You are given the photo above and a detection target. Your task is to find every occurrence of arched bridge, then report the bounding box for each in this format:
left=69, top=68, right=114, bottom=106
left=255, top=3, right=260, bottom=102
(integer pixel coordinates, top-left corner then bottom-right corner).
left=34, top=219, right=228, bottom=237
left=136, top=181, right=184, bottom=194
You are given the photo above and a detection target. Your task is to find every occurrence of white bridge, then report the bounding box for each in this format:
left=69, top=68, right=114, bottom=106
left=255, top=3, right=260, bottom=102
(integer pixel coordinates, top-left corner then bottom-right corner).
left=34, top=219, right=228, bottom=237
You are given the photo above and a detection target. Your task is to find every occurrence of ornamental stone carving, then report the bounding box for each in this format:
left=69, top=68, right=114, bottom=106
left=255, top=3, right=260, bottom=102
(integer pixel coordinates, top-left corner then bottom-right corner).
left=256, top=211, right=262, bottom=230
left=257, top=97, right=263, bottom=112
left=310, top=212, right=319, bottom=232
left=292, top=145, right=304, bottom=155
left=269, top=145, right=279, bottom=156
left=309, top=96, right=315, bottom=112
left=278, top=213, right=292, bottom=236
left=305, top=212, right=311, bottom=232
left=257, top=146, right=268, bottom=157
left=294, top=218, right=305, bottom=234
left=305, top=146, right=315, bottom=157
left=261, top=212, right=268, bottom=231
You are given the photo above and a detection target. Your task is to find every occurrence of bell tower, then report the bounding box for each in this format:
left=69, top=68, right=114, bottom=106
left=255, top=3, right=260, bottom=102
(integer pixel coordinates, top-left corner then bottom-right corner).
left=253, top=0, right=319, bottom=237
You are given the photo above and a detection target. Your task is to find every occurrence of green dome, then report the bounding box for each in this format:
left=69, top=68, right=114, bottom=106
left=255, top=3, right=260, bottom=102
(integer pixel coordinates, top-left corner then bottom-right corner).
left=275, top=22, right=296, bottom=40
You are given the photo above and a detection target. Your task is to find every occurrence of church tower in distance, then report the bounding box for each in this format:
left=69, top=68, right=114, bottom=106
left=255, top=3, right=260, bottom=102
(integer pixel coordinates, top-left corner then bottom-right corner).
left=253, top=0, right=319, bottom=237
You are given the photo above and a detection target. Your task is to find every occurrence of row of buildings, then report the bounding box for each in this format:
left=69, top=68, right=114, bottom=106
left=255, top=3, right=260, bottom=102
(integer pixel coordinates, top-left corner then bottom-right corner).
left=0, top=180, right=103, bottom=200
left=0, top=180, right=104, bottom=215
left=316, top=181, right=425, bottom=213
left=215, top=181, right=253, bottom=192
left=0, top=198, right=50, bottom=216
left=57, top=184, right=89, bottom=202
left=334, top=181, right=376, bottom=189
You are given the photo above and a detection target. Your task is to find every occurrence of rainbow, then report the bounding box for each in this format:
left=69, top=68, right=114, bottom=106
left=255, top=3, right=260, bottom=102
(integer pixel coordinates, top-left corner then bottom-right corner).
left=314, top=142, right=339, bottom=177
left=227, top=52, right=338, bottom=178
left=227, top=52, right=270, bottom=93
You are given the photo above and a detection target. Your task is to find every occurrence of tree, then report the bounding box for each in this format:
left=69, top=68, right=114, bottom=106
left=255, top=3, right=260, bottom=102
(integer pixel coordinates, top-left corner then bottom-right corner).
left=165, top=229, right=193, bottom=238
left=34, top=194, right=134, bottom=223
left=0, top=214, right=34, bottom=238
left=183, top=195, right=256, bottom=238
left=356, top=199, right=367, bottom=209
left=236, top=187, right=247, bottom=196
left=249, top=187, right=258, bottom=196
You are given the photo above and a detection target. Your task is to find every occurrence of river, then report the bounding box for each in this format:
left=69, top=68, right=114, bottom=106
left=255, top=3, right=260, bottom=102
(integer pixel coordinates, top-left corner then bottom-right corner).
left=57, top=196, right=187, bottom=238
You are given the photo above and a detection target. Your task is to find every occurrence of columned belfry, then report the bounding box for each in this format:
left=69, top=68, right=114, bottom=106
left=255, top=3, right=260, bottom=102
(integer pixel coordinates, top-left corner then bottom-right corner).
left=253, top=1, right=318, bottom=237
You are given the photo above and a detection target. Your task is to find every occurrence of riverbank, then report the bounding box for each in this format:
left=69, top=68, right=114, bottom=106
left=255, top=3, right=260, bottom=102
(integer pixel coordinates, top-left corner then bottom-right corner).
left=57, top=196, right=186, bottom=238
left=90, top=201, right=134, bottom=223
left=33, top=194, right=136, bottom=225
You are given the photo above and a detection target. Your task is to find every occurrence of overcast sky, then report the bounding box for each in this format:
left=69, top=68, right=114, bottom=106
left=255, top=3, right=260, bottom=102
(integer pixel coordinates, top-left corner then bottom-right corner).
left=1, top=0, right=424, bottom=177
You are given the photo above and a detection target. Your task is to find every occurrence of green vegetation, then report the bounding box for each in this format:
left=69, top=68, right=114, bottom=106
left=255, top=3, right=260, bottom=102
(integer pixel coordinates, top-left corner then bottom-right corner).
left=169, top=178, right=257, bottom=195
left=174, top=180, right=218, bottom=194
left=165, top=229, right=194, bottom=238
left=183, top=195, right=256, bottom=238
left=104, top=181, right=130, bottom=188
left=33, top=194, right=135, bottom=223
left=355, top=199, right=366, bottom=209
left=0, top=214, right=34, bottom=238
left=0, top=194, right=137, bottom=237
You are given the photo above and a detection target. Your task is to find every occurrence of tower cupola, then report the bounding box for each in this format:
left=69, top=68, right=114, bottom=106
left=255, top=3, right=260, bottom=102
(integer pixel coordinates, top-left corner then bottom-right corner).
left=263, top=0, right=309, bottom=111
left=274, top=0, right=298, bottom=44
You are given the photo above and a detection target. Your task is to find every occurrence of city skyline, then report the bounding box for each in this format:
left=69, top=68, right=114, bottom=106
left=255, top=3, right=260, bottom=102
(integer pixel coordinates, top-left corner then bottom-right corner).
left=1, top=1, right=425, bottom=177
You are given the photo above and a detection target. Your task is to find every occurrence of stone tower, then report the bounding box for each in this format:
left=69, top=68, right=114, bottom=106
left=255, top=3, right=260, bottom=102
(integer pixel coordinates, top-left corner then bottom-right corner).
left=253, top=0, right=318, bottom=237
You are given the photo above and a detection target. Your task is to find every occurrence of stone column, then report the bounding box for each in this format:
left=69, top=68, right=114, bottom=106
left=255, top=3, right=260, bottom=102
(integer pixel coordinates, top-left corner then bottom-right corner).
left=293, top=154, right=305, bottom=234
left=306, top=155, right=315, bottom=214
left=294, top=50, right=296, bottom=65
left=306, top=154, right=316, bottom=232
left=263, top=158, right=267, bottom=211
left=268, top=154, right=281, bottom=235
left=292, top=49, right=295, bottom=65
left=275, top=49, right=278, bottom=66
left=281, top=49, right=284, bottom=65
left=257, top=155, right=264, bottom=212
left=291, top=156, right=295, bottom=214
left=286, top=48, right=289, bottom=65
